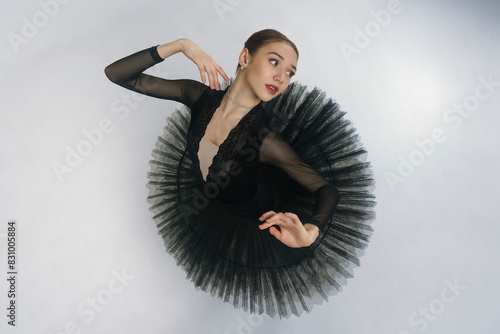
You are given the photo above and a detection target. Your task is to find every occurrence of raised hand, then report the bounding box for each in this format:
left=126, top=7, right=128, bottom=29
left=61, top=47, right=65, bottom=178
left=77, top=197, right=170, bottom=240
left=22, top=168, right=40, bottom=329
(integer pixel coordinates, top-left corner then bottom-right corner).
left=180, top=39, right=230, bottom=91
left=258, top=211, right=319, bottom=248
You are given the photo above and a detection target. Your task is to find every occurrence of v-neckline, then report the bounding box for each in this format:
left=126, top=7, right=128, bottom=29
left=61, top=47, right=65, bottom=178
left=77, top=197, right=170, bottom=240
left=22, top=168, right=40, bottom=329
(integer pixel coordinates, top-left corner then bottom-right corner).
left=202, top=136, right=219, bottom=148
left=203, top=92, right=252, bottom=148
left=195, top=89, right=262, bottom=184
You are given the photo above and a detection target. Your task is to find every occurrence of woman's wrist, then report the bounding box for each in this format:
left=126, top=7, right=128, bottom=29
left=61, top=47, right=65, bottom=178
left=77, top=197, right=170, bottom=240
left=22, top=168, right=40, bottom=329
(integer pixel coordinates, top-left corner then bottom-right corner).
left=304, top=223, right=320, bottom=244
left=157, top=39, right=187, bottom=60
left=177, top=38, right=190, bottom=54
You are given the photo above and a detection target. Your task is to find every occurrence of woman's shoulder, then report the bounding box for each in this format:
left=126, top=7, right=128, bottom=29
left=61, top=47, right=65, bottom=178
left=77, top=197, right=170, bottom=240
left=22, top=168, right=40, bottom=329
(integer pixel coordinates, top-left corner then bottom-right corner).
left=189, top=84, right=226, bottom=111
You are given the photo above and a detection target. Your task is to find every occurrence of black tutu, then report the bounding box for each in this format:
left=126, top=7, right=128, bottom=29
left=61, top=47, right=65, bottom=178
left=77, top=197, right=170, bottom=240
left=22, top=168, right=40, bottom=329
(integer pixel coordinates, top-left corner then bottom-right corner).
left=146, top=81, right=376, bottom=318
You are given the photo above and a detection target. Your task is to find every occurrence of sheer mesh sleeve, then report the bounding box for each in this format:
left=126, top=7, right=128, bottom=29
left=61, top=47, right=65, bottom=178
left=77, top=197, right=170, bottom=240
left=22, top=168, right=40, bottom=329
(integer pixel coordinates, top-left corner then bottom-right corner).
left=260, top=132, right=340, bottom=232
left=104, top=46, right=206, bottom=108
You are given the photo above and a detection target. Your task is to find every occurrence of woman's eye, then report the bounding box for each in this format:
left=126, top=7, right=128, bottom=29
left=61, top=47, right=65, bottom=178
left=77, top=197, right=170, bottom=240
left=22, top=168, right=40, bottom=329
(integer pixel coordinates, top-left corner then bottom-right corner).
left=287, top=71, right=295, bottom=78
left=270, top=59, right=277, bottom=66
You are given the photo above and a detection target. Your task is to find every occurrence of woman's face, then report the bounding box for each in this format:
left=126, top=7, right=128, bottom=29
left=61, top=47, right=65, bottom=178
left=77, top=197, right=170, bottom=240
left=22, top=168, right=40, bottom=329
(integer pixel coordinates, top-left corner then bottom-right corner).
left=243, top=41, right=298, bottom=102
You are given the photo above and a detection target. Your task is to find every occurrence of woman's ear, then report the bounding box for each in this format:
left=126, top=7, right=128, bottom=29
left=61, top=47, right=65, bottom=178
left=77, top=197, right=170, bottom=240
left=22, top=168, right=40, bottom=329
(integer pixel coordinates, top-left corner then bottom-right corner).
left=239, top=48, right=250, bottom=68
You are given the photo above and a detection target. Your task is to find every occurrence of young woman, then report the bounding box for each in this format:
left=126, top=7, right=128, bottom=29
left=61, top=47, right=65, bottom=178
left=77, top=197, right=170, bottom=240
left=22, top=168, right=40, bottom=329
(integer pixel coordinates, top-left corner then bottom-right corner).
left=105, top=29, right=375, bottom=318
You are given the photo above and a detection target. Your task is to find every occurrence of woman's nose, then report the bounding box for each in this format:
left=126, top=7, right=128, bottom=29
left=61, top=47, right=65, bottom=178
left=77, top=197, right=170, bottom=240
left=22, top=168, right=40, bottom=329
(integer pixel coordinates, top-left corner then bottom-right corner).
left=274, top=71, right=285, bottom=82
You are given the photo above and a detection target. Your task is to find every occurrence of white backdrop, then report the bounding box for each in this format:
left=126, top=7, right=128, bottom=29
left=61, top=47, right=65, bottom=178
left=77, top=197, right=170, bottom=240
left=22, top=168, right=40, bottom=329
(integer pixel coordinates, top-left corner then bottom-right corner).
left=1, top=0, right=499, bottom=333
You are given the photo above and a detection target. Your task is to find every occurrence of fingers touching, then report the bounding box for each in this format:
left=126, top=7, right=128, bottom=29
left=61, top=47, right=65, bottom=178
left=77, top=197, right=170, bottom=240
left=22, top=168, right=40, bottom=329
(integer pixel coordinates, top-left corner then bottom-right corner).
left=198, top=58, right=229, bottom=91
left=258, top=211, right=300, bottom=230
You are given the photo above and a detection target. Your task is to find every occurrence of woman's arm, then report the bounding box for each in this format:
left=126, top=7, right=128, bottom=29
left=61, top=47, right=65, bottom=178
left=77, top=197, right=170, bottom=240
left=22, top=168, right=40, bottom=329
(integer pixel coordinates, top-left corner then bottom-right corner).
left=160, top=39, right=229, bottom=91
left=104, top=39, right=229, bottom=107
left=258, top=132, right=340, bottom=247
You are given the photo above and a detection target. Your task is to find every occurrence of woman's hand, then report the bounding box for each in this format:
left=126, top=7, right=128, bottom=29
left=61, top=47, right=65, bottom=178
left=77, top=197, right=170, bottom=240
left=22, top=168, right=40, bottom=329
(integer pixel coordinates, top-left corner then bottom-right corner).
left=258, top=211, right=319, bottom=248
left=179, top=39, right=229, bottom=91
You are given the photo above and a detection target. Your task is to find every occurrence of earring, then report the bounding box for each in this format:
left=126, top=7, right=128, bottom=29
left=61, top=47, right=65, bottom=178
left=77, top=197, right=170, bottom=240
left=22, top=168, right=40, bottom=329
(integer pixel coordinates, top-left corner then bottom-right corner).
left=240, top=65, right=245, bottom=70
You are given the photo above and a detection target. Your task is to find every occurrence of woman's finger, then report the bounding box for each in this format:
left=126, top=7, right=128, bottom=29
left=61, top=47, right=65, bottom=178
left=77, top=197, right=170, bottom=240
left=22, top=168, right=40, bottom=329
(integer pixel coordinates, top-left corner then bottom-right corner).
left=261, top=212, right=282, bottom=223
left=258, top=215, right=282, bottom=229
left=197, top=64, right=206, bottom=84
left=259, top=219, right=280, bottom=230
left=259, top=213, right=294, bottom=230
left=266, top=212, right=285, bottom=222
left=284, top=212, right=301, bottom=225
left=207, top=65, right=219, bottom=90
left=259, top=211, right=276, bottom=221
left=210, top=69, right=218, bottom=90
left=268, top=226, right=282, bottom=240
left=216, top=63, right=230, bottom=82
left=207, top=71, right=213, bottom=89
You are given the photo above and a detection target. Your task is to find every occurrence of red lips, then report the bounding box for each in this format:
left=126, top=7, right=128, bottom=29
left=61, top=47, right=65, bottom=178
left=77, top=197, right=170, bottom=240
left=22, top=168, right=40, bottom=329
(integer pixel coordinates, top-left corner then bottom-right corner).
left=266, top=84, right=278, bottom=95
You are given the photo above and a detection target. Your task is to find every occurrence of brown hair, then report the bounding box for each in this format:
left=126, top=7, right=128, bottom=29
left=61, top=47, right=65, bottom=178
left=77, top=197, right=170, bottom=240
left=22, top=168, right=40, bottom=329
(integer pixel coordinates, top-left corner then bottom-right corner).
left=236, top=29, right=299, bottom=74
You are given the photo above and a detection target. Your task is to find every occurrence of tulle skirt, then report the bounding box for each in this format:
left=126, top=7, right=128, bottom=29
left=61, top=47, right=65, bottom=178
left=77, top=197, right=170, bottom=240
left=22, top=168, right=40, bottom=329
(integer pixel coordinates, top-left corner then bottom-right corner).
left=146, top=82, right=376, bottom=318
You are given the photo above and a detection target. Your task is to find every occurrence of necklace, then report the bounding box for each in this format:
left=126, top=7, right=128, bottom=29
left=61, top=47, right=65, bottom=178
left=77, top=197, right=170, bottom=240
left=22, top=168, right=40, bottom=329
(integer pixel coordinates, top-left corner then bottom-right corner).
left=227, top=89, right=252, bottom=110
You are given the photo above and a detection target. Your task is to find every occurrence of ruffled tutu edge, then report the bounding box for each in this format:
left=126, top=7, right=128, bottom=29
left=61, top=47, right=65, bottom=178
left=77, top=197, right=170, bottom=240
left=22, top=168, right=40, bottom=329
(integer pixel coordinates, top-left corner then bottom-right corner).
left=146, top=80, right=376, bottom=318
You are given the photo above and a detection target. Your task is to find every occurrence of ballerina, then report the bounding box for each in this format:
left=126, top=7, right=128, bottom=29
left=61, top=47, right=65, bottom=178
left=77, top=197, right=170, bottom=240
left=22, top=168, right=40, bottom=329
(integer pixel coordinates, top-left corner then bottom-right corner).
left=105, top=29, right=375, bottom=318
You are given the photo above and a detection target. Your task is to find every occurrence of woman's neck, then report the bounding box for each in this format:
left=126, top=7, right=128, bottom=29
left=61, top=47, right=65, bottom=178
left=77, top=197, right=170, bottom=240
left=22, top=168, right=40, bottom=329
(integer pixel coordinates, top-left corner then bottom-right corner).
left=218, top=75, right=260, bottom=119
